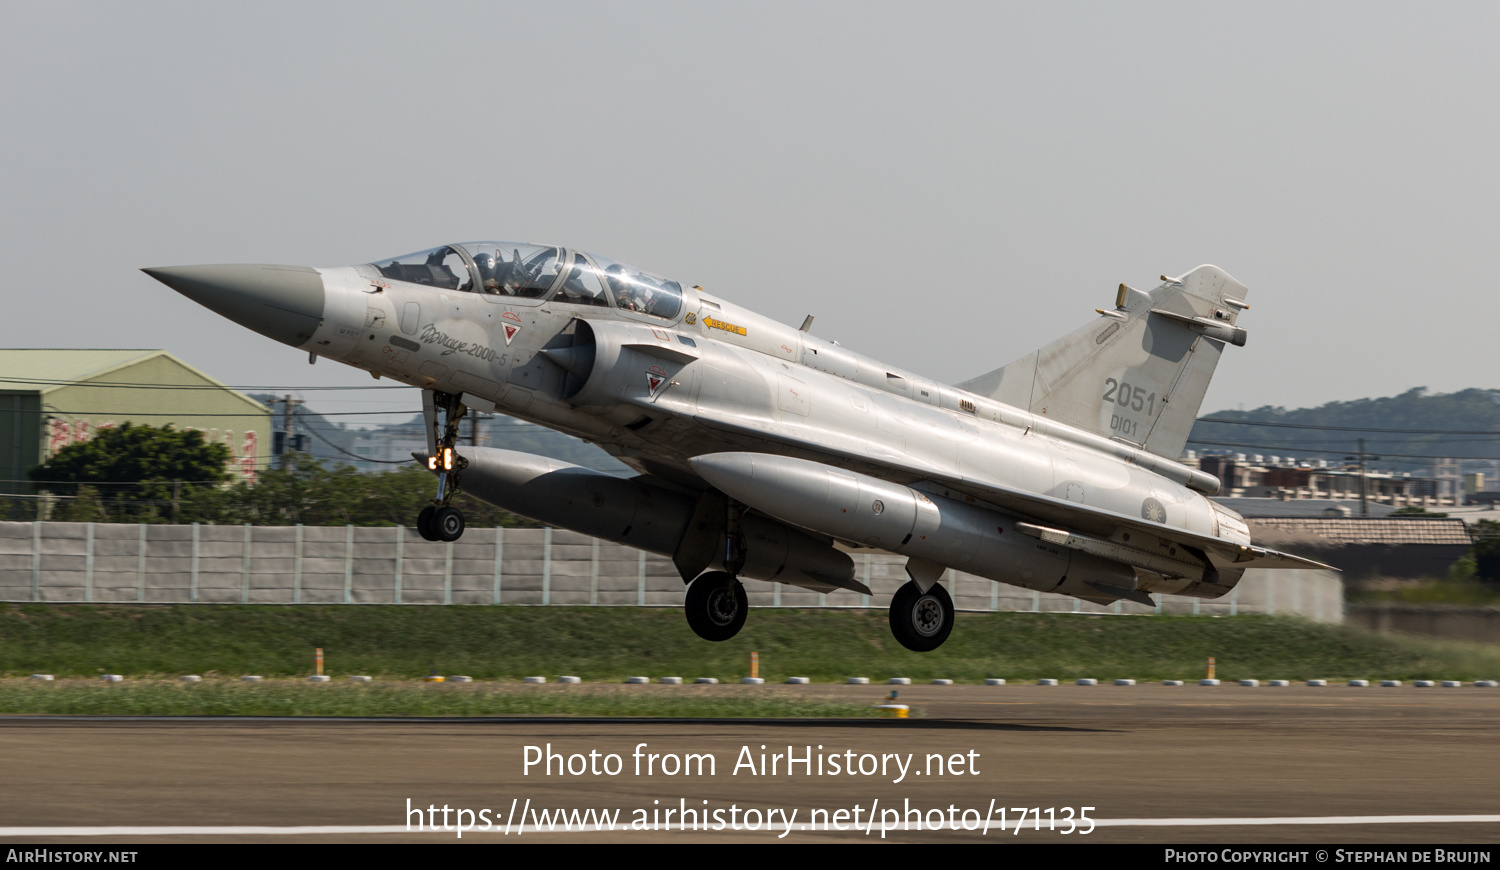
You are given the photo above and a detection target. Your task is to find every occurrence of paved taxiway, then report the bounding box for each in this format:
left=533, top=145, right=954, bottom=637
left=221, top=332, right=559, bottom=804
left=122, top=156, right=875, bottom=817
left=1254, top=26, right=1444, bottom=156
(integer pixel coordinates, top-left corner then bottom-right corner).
left=2, top=683, right=1497, bottom=843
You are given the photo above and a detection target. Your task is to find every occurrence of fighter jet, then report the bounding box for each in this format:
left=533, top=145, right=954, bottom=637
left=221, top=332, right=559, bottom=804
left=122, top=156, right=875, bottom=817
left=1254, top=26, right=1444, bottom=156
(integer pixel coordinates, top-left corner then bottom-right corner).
left=143, top=243, right=1326, bottom=651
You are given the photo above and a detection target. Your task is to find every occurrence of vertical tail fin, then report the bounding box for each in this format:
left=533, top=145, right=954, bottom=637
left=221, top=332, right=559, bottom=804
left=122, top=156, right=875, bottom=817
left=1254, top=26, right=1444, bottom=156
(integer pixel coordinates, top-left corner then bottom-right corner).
left=957, top=265, right=1249, bottom=460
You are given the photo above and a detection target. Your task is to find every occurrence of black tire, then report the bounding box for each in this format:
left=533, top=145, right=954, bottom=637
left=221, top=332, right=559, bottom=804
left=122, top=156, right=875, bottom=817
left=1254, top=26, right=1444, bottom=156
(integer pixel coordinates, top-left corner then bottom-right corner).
left=434, top=506, right=465, bottom=542
left=416, top=506, right=440, bottom=542
left=889, top=580, right=954, bottom=652
left=684, top=571, right=748, bottom=642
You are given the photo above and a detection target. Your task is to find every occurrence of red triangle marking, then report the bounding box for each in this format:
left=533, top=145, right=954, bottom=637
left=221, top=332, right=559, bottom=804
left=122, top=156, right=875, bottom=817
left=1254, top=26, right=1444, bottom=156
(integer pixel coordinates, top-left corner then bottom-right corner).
left=647, top=374, right=665, bottom=393
left=503, top=323, right=520, bottom=345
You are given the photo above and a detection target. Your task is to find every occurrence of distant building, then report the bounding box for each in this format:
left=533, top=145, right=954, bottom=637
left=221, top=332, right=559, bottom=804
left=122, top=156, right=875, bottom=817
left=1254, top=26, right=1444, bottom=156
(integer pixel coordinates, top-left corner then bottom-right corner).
left=1196, top=453, right=1459, bottom=507
left=0, top=350, right=270, bottom=505
left=1214, top=498, right=1398, bottom=519
left=1429, top=457, right=1463, bottom=501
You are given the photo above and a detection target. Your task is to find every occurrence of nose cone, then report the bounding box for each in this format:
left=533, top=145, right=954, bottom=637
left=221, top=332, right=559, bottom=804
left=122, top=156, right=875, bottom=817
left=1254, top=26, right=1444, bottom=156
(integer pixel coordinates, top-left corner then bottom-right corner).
left=141, top=264, right=325, bottom=348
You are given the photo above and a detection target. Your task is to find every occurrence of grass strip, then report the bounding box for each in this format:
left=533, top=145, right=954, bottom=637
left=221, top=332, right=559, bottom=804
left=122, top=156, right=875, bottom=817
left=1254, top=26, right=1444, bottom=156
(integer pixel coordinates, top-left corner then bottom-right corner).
left=0, top=681, right=882, bottom=718
left=2, top=603, right=1498, bottom=682
left=1350, top=579, right=1500, bottom=606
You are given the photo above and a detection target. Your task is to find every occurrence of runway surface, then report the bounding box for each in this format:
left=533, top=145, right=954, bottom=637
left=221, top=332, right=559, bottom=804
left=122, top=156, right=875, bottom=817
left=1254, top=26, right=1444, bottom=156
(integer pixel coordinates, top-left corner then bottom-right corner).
left=2, top=683, right=1498, bottom=844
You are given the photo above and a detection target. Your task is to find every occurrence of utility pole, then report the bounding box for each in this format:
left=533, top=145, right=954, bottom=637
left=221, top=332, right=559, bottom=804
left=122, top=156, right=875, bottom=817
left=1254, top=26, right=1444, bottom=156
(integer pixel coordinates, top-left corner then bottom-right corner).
left=469, top=408, right=479, bottom=448
left=277, top=395, right=305, bottom=470
left=1358, top=438, right=1368, bottom=517
left=1345, top=439, right=1380, bottom=516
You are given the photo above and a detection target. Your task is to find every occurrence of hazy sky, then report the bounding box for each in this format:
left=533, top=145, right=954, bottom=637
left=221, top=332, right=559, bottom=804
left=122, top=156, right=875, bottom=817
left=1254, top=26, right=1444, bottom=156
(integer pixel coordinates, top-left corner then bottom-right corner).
left=3, top=2, right=1496, bottom=425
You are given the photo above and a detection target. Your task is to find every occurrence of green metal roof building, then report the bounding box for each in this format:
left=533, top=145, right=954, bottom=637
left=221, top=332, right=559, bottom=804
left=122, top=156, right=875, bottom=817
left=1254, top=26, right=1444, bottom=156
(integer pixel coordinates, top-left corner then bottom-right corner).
left=0, top=350, right=271, bottom=507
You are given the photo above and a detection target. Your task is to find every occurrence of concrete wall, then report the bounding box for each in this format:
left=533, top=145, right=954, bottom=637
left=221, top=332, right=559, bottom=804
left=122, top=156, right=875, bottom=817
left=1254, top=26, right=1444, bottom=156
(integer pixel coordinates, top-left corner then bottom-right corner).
left=0, top=521, right=1342, bottom=622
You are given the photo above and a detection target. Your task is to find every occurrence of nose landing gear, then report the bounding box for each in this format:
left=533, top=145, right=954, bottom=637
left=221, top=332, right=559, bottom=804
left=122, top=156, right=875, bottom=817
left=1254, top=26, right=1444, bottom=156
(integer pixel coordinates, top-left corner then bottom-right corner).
left=417, top=503, right=466, bottom=542
left=416, top=390, right=469, bottom=542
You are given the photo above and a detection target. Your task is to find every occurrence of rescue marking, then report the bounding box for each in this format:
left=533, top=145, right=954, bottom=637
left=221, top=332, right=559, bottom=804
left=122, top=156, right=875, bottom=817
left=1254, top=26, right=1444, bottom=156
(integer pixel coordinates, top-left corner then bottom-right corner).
left=703, top=316, right=746, bottom=336
left=501, top=312, right=524, bottom=345
left=646, top=365, right=668, bottom=394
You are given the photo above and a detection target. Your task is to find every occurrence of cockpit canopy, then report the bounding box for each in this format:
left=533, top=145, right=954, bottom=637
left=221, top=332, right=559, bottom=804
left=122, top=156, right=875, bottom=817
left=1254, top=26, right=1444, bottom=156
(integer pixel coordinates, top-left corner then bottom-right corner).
left=369, top=242, right=683, bottom=320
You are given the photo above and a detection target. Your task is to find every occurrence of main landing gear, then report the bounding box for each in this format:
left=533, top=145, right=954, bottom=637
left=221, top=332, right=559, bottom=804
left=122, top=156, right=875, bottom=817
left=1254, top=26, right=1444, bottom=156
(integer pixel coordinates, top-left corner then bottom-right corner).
left=416, top=390, right=468, bottom=543
left=684, top=571, right=748, bottom=642
left=683, top=500, right=748, bottom=641
left=889, top=580, right=954, bottom=652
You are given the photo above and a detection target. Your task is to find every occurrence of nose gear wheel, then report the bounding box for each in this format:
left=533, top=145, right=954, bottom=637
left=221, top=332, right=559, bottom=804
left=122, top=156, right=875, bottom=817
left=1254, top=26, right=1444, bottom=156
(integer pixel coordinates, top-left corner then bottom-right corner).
left=416, top=505, right=439, bottom=542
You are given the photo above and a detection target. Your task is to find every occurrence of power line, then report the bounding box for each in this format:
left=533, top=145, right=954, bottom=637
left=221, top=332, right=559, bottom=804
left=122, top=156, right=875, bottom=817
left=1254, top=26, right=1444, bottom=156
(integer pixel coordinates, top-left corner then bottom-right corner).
left=4, top=408, right=413, bottom=418
left=0, top=375, right=405, bottom=391
left=8, top=373, right=1499, bottom=435
left=1187, top=439, right=1500, bottom=461
left=1195, top=416, right=1500, bottom=436
left=0, top=477, right=237, bottom=486
left=1191, top=434, right=1500, bottom=446
left=294, top=413, right=417, bottom=465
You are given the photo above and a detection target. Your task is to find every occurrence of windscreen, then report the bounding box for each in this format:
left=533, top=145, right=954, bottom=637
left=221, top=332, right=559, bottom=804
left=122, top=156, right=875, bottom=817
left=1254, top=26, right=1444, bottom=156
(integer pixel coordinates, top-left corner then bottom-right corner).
left=593, top=255, right=683, bottom=320
left=456, top=243, right=563, bottom=299
left=371, top=246, right=474, bottom=292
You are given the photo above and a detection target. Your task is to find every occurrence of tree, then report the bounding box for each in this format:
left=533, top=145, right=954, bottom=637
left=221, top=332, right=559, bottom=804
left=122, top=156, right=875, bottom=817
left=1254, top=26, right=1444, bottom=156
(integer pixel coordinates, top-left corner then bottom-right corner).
left=50, top=484, right=107, bottom=523
left=1470, top=519, right=1500, bottom=586
left=177, top=453, right=541, bottom=528
left=29, top=423, right=232, bottom=522
left=29, top=428, right=544, bottom=528
left=1390, top=506, right=1448, bottom=518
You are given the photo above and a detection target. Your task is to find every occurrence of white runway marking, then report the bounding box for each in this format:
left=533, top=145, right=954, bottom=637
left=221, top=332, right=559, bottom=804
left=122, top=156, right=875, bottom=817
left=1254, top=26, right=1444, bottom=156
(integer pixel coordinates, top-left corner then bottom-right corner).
left=3, top=815, right=1499, bottom=836
left=1091, top=815, right=1500, bottom=828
